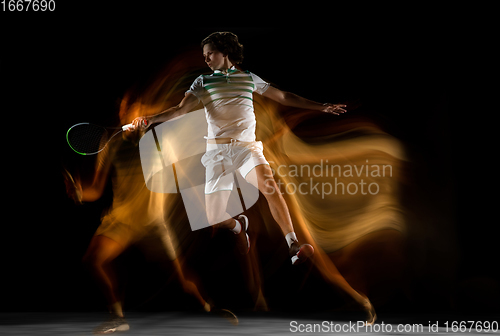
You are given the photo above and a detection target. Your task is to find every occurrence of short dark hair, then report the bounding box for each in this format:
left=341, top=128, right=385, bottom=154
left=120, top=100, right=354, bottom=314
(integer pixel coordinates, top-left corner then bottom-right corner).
left=201, top=32, right=244, bottom=64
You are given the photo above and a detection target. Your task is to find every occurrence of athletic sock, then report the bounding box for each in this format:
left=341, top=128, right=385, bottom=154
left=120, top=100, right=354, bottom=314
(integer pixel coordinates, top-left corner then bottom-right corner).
left=285, top=232, right=298, bottom=248
left=230, top=218, right=242, bottom=234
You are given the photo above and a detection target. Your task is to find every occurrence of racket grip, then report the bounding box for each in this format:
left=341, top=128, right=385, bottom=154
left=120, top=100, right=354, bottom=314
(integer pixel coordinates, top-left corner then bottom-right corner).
left=122, top=119, right=148, bottom=131
left=122, top=123, right=135, bottom=131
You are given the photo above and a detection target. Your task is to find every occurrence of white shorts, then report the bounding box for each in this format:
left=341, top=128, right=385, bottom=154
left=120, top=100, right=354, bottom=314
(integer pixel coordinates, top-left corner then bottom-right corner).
left=201, top=140, right=269, bottom=194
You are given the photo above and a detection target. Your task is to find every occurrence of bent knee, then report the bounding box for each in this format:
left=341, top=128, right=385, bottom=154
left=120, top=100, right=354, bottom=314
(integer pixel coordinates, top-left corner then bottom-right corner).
left=82, top=251, right=110, bottom=269
left=82, top=235, right=123, bottom=268
left=82, top=253, right=99, bottom=268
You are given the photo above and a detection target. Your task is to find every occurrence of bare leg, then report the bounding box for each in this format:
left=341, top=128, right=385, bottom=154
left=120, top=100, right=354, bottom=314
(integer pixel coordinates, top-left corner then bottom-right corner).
left=205, top=190, right=236, bottom=230
left=247, top=164, right=376, bottom=324
left=170, top=258, right=209, bottom=310
left=172, top=257, right=239, bottom=324
left=245, top=164, right=294, bottom=235
left=283, top=190, right=377, bottom=324
left=82, top=235, right=126, bottom=317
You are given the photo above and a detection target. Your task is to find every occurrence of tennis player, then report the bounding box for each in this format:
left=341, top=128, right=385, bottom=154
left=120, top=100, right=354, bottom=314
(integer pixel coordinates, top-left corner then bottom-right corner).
left=133, top=31, right=377, bottom=325
left=133, top=32, right=348, bottom=265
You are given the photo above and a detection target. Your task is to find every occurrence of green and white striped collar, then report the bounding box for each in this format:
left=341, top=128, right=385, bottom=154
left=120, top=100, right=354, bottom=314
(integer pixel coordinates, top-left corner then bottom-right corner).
left=212, top=66, right=247, bottom=76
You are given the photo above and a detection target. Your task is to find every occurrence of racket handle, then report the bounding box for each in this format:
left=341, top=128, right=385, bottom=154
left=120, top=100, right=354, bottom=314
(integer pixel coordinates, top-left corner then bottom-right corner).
left=122, top=123, right=135, bottom=131
left=122, top=119, right=148, bottom=131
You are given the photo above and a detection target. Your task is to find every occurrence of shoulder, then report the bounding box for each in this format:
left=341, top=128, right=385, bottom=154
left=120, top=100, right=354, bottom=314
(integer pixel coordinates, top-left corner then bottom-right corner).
left=188, top=75, right=204, bottom=90
left=248, top=71, right=268, bottom=83
left=193, top=74, right=204, bottom=83
left=247, top=71, right=270, bottom=94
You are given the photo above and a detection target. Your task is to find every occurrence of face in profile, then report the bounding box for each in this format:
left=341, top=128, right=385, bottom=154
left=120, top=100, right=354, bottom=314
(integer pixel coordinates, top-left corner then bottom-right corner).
left=203, top=43, right=227, bottom=71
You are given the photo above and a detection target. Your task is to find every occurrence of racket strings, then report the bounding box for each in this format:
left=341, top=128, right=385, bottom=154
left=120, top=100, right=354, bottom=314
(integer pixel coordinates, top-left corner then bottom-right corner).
left=67, top=124, right=109, bottom=155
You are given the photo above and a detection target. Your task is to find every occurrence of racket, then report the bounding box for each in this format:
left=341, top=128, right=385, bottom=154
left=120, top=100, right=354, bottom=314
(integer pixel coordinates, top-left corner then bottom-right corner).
left=66, top=120, right=148, bottom=155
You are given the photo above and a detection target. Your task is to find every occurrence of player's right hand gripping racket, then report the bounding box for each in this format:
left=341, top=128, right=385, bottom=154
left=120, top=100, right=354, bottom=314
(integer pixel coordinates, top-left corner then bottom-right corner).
left=66, top=120, right=148, bottom=155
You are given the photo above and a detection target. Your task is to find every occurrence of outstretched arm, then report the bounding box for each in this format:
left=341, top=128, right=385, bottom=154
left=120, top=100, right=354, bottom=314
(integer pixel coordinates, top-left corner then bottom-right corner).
left=131, top=93, right=200, bottom=128
left=261, top=86, right=346, bottom=115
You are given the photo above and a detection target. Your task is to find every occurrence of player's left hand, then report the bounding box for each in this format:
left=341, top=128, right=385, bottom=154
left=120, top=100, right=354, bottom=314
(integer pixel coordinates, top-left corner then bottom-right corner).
left=322, top=103, right=347, bottom=115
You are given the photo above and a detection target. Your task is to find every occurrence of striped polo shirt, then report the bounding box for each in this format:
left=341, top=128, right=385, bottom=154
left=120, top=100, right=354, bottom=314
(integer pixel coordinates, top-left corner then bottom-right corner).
left=186, top=66, right=270, bottom=142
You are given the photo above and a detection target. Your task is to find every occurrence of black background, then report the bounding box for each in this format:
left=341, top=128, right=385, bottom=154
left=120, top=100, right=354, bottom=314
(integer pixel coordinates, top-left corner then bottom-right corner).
left=3, top=8, right=494, bottom=320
